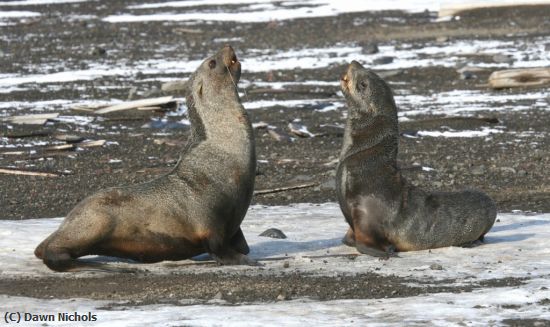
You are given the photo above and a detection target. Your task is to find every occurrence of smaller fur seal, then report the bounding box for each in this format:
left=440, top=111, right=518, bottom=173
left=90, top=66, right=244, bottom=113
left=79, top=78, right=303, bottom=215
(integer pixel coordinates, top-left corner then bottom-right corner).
left=35, top=45, right=258, bottom=271
left=336, top=61, right=497, bottom=256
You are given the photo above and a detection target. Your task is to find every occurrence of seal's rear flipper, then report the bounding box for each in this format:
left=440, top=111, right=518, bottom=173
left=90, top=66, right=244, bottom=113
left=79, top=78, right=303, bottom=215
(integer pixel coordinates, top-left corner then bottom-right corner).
left=42, top=248, right=137, bottom=273
left=342, top=228, right=356, bottom=247
left=355, top=243, right=399, bottom=259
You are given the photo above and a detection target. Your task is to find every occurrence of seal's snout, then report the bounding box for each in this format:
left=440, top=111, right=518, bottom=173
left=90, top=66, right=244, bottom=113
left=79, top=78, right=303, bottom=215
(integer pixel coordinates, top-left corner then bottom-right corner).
left=221, top=45, right=239, bottom=68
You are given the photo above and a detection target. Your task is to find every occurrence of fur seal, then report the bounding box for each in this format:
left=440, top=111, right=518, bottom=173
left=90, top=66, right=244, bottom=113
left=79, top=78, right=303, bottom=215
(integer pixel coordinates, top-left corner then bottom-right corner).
left=336, top=61, right=497, bottom=257
left=35, top=45, right=258, bottom=271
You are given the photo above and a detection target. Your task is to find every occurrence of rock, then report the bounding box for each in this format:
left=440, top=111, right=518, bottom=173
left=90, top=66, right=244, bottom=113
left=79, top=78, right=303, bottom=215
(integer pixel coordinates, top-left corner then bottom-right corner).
left=459, top=70, right=476, bottom=80
left=359, top=42, right=379, bottom=54
left=268, top=129, right=294, bottom=142
left=89, top=46, right=106, bottom=56
left=436, top=36, right=449, bottom=43
left=283, top=261, right=290, bottom=268
left=213, top=292, right=223, bottom=300
left=430, top=263, right=443, bottom=270
left=252, top=121, right=269, bottom=130
left=288, top=122, right=315, bottom=138
left=373, top=56, right=394, bottom=65
left=492, top=54, right=514, bottom=64
left=517, top=170, right=528, bottom=177
left=471, top=165, right=486, bottom=176
left=276, top=293, right=287, bottom=301
left=127, top=87, right=138, bottom=100
left=259, top=228, right=287, bottom=239
left=500, top=167, right=516, bottom=175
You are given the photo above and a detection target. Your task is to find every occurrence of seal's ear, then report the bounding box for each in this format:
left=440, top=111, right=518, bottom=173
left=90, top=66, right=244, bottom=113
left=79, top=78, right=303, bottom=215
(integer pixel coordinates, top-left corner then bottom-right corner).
left=197, top=80, right=203, bottom=98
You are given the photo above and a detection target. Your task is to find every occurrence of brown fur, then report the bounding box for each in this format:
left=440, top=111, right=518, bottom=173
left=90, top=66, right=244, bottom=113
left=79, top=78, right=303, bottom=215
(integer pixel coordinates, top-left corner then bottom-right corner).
left=35, top=46, right=258, bottom=271
left=336, top=61, right=497, bottom=256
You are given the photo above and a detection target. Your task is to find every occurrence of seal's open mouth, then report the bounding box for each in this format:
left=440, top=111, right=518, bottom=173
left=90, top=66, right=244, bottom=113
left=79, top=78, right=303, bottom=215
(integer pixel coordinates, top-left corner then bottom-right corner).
left=341, top=64, right=354, bottom=93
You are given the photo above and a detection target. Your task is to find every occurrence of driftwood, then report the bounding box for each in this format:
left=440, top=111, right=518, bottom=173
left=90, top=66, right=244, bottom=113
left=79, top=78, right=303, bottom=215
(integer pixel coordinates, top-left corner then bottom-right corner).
left=488, top=68, right=550, bottom=89
left=94, top=96, right=175, bottom=114
left=78, top=140, right=106, bottom=148
left=2, top=131, right=52, bottom=139
left=0, top=168, right=59, bottom=177
left=439, top=1, right=550, bottom=17
left=254, top=182, right=318, bottom=195
left=1, top=113, right=59, bottom=125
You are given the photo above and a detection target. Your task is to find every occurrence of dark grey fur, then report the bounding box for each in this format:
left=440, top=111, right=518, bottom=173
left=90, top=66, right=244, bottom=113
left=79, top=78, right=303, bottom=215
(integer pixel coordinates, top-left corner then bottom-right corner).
left=35, top=45, right=257, bottom=271
left=336, top=61, right=497, bottom=256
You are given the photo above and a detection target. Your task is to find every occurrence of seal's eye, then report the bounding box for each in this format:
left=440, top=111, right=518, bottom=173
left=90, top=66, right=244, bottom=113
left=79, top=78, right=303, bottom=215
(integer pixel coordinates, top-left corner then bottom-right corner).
left=358, top=80, right=367, bottom=90
left=208, top=60, right=216, bottom=69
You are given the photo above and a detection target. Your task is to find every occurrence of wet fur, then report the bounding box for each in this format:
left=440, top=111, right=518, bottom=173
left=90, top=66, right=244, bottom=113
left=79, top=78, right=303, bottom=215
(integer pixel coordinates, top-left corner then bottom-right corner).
left=35, top=46, right=257, bottom=271
left=336, top=61, right=497, bottom=255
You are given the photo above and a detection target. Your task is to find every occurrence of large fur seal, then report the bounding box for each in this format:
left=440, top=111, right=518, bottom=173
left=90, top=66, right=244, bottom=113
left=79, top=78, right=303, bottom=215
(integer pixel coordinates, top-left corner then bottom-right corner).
left=35, top=45, right=258, bottom=271
left=336, top=61, right=497, bottom=257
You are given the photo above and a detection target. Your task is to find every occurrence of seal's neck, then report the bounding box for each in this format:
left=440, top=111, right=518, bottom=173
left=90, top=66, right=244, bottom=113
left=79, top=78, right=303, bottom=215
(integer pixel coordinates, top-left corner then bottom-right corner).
left=340, top=113, right=398, bottom=164
left=185, top=89, right=253, bottom=152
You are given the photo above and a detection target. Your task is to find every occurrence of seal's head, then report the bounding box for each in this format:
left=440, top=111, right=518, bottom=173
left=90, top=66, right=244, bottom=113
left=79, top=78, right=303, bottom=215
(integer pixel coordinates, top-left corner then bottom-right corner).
left=191, top=45, right=241, bottom=102
left=340, top=61, right=396, bottom=119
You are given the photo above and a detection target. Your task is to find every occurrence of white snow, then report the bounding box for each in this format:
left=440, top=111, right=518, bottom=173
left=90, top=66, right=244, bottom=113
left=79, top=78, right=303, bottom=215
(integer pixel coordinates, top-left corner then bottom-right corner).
left=417, top=127, right=503, bottom=138
left=104, top=0, right=550, bottom=23
left=0, top=11, right=40, bottom=18
left=0, top=203, right=549, bottom=325
left=2, top=36, right=548, bottom=89
left=0, top=0, right=88, bottom=5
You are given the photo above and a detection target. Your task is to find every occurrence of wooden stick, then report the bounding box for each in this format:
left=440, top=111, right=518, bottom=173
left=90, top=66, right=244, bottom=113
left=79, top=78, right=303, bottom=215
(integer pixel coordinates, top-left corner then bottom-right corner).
left=254, top=182, right=318, bottom=195
left=488, top=67, right=550, bottom=89
left=2, top=131, right=52, bottom=139
left=0, top=168, right=59, bottom=177
left=1, top=113, right=59, bottom=125
left=439, top=1, right=550, bottom=18
left=95, top=96, right=175, bottom=114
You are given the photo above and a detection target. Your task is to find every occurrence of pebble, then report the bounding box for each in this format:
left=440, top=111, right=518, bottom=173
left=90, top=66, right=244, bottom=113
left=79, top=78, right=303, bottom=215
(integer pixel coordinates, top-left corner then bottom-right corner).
left=89, top=46, right=106, bottom=56
left=259, top=228, right=287, bottom=239
left=213, top=292, right=223, bottom=300
left=373, top=56, right=394, bottom=65
left=268, top=129, right=294, bottom=142
left=360, top=42, right=379, bottom=54
left=459, top=70, right=476, bottom=80
left=288, top=122, right=314, bottom=138
left=500, top=167, right=516, bottom=174
left=492, top=54, right=514, bottom=64
left=430, top=263, right=443, bottom=270
left=471, top=165, right=486, bottom=176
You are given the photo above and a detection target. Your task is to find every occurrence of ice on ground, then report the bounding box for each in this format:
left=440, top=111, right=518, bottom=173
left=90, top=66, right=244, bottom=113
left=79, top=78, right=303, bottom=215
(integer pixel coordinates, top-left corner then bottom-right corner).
left=105, top=0, right=550, bottom=23
left=0, top=0, right=89, bottom=5
left=0, top=203, right=549, bottom=325
left=1, top=203, right=549, bottom=281
left=2, top=36, right=548, bottom=88
left=416, top=127, right=503, bottom=138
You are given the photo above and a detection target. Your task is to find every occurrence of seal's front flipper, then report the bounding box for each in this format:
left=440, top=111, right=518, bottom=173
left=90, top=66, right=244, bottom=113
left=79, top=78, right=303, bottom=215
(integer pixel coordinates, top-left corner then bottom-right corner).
left=342, top=228, right=356, bottom=247
left=210, top=251, right=263, bottom=266
left=230, top=228, right=250, bottom=254
left=355, top=243, right=399, bottom=259
left=205, top=238, right=261, bottom=266
left=459, top=239, right=484, bottom=248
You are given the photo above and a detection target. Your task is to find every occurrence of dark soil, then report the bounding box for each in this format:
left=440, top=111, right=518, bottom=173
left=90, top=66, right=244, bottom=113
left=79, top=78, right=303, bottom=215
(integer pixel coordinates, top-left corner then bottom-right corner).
left=0, top=272, right=526, bottom=305
left=0, top=1, right=549, bottom=319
